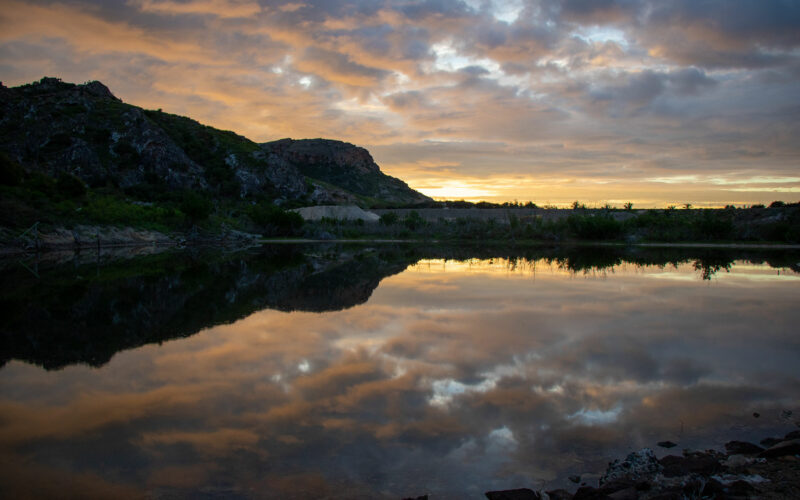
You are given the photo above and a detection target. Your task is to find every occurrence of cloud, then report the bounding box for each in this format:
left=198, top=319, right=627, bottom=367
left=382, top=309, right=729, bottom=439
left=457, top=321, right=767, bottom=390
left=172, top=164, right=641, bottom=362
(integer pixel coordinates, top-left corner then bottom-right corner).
left=294, top=46, right=390, bottom=88
left=134, top=0, right=262, bottom=18
left=666, top=67, right=718, bottom=95
left=637, top=0, right=800, bottom=68
left=1, top=0, right=798, bottom=205
left=586, top=67, right=718, bottom=116
left=559, top=0, right=634, bottom=24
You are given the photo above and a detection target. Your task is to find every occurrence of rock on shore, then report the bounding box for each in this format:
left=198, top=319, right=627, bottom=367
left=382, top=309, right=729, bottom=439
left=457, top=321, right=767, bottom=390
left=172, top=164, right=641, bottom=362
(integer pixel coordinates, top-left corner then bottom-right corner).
left=290, top=205, right=380, bottom=222
left=483, top=430, right=800, bottom=500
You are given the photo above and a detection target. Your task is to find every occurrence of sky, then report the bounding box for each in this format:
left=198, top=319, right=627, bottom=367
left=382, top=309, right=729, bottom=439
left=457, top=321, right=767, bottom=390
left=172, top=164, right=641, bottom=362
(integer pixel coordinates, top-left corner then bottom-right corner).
left=1, top=0, right=799, bottom=206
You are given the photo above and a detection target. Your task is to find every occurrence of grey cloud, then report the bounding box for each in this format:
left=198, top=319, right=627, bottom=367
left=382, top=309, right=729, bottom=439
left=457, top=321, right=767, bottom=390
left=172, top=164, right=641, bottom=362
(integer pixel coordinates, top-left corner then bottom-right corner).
left=398, top=0, right=473, bottom=20
left=666, top=68, right=717, bottom=95
left=402, top=35, right=430, bottom=59
left=758, top=62, right=800, bottom=84
left=660, top=358, right=711, bottom=386
left=589, top=70, right=666, bottom=115
left=384, top=90, right=428, bottom=110
left=500, top=61, right=529, bottom=75
left=262, top=0, right=384, bottom=21
left=508, top=22, right=560, bottom=49
left=635, top=0, right=800, bottom=68
left=297, top=46, right=390, bottom=86
left=587, top=68, right=717, bottom=117
left=645, top=0, right=800, bottom=48
left=472, top=21, right=508, bottom=49
left=342, top=24, right=395, bottom=54
left=655, top=45, right=796, bottom=70
left=559, top=0, right=638, bottom=23
left=459, top=65, right=490, bottom=76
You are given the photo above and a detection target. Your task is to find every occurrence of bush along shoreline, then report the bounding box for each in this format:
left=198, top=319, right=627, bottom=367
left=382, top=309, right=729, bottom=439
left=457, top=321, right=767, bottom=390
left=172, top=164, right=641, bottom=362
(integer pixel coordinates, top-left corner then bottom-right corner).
left=304, top=204, right=800, bottom=245
left=4, top=204, right=800, bottom=253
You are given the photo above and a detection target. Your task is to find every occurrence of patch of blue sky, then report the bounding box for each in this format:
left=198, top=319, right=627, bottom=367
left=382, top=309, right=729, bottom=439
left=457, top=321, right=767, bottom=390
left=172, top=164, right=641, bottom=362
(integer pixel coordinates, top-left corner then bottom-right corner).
left=576, top=25, right=629, bottom=47
left=463, top=0, right=524, bottom=24
left=568, top=406, right=623, bottom=426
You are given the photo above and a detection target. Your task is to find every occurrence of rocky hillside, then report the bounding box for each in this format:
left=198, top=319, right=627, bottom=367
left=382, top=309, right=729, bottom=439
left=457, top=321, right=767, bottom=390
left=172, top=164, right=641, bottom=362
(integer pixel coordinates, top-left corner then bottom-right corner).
left=0, top=77, right=429, bottom=206
left=262, top=138, right=430, bottom=205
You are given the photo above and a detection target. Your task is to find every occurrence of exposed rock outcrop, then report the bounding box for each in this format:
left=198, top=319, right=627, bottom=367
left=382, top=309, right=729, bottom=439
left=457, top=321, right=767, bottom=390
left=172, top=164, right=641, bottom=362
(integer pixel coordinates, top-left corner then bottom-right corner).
left=486, top=431, right=800, bottom=500
left=290, top=205, right=380, bottom=221
left=261, top=138, right=431, bottom=205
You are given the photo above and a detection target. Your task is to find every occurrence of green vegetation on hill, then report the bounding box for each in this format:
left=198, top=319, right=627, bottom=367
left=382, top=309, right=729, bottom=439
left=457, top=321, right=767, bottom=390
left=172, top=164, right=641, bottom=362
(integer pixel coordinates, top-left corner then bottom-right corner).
left=0, top=77, right=431, bottom=239
left=141, top=109, right=260, bottom=198
left=0, top=153, right=303, bottom=237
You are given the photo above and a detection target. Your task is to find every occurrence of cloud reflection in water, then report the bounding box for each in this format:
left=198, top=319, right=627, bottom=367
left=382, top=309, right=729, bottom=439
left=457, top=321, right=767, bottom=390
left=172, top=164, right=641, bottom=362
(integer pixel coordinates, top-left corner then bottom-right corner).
left=0, top=257, right=798, bottom=498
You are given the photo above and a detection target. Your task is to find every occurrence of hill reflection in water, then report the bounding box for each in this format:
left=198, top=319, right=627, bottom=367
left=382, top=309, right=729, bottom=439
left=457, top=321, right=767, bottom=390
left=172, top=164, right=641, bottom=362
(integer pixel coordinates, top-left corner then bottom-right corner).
left=0, top=244, right=799, bottom=498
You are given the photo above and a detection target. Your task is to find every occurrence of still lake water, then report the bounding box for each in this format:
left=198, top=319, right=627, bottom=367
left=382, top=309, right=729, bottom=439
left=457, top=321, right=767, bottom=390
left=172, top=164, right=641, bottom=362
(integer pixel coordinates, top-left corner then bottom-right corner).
left=1, top=244, right=799, bottom=498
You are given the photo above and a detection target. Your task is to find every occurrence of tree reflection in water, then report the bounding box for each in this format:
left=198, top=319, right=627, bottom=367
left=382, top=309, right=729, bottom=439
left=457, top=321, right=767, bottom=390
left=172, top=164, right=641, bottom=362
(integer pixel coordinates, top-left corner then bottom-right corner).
left=0, top=244, right=798, bottom=498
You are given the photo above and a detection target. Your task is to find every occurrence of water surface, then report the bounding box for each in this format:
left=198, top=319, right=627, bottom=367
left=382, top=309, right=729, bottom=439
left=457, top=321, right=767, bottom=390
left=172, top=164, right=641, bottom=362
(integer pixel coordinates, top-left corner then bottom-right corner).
left=1, top=245, right=799, bottom=498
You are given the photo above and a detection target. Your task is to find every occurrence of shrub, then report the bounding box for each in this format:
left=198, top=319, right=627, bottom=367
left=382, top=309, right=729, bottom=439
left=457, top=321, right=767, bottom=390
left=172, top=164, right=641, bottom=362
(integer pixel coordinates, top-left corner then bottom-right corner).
left=249, top=203, right=303, bottom=236
left=571, top=200, right=585, bottom=210
left=694, top=210, right=733, bottom=240
left=56, top=173, right=87, bottom=199
left=403, top=210, right=424, bottom=230
left=567, top=214, right=623, bottom=240
left=180, top=191, right=212, bottom=223
left=81, top=195, right=178, bottom=230
left=42, top=133, right=73, bottom=155
left=113, top=140, right=141, bottom=169
left=379, top=212, right=398, bottom=225
left=0, top=152, right=24, bottom=186
left=25, top=172, right=57, bottom=198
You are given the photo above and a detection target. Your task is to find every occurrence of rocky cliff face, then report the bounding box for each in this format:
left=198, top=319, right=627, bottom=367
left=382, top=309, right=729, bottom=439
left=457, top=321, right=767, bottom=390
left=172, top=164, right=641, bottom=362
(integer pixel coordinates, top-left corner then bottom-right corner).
left=0, top=77, right=430, bottom=206
left=261, top=138, right=431, bottom=205
left=0, top=78, right=210, bottom=191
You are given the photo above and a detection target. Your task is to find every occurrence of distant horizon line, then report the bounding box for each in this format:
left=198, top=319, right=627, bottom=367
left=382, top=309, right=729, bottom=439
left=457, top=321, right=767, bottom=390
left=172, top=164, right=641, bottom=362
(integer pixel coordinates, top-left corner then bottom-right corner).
left=414, top=198, right=798, bottom=210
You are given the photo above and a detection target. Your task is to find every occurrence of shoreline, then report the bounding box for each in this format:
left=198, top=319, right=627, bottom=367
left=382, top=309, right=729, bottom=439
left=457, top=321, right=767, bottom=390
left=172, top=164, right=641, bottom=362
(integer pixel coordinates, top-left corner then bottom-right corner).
left=3, top=237, right=800, bottom=256
left=3, top=220, right=800, bottom=256
left=482, top=429, right=800, bottom=500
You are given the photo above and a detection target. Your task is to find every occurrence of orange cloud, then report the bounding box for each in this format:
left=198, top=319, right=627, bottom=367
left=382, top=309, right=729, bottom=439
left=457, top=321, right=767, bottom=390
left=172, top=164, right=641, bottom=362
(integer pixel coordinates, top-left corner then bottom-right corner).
left=1, top=0, right=798, bottom=205
left=134, top=0, right=262, bottom=18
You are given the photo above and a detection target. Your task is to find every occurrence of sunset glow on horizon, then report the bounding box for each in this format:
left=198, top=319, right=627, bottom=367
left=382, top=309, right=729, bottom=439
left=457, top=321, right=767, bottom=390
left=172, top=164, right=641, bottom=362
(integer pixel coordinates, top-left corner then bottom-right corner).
left=2, top=0, right=798, bottom=207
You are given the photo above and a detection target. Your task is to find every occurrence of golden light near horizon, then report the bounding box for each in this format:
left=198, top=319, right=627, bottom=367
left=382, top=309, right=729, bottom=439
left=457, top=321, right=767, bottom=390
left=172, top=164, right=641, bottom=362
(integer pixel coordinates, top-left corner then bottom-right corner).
left=1, top=0, right=799, bottom=206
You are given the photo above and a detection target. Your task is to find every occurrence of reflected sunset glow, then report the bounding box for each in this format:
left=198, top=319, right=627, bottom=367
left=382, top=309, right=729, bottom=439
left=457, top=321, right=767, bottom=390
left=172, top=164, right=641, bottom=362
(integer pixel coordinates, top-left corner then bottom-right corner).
left=1, top=250, right=798, bottom=497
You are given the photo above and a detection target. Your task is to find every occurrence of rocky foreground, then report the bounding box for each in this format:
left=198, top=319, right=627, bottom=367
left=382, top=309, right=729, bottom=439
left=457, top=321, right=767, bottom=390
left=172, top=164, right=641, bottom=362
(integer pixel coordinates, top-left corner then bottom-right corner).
left=478, top=430, right=800, bottom=500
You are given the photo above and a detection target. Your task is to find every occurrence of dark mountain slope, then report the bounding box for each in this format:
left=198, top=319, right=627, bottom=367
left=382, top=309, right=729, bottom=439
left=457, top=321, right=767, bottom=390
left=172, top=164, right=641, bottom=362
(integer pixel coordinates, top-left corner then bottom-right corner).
left=0, top=77, right=429, bottom=207
left=261, top=138, right=431, bottom=206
